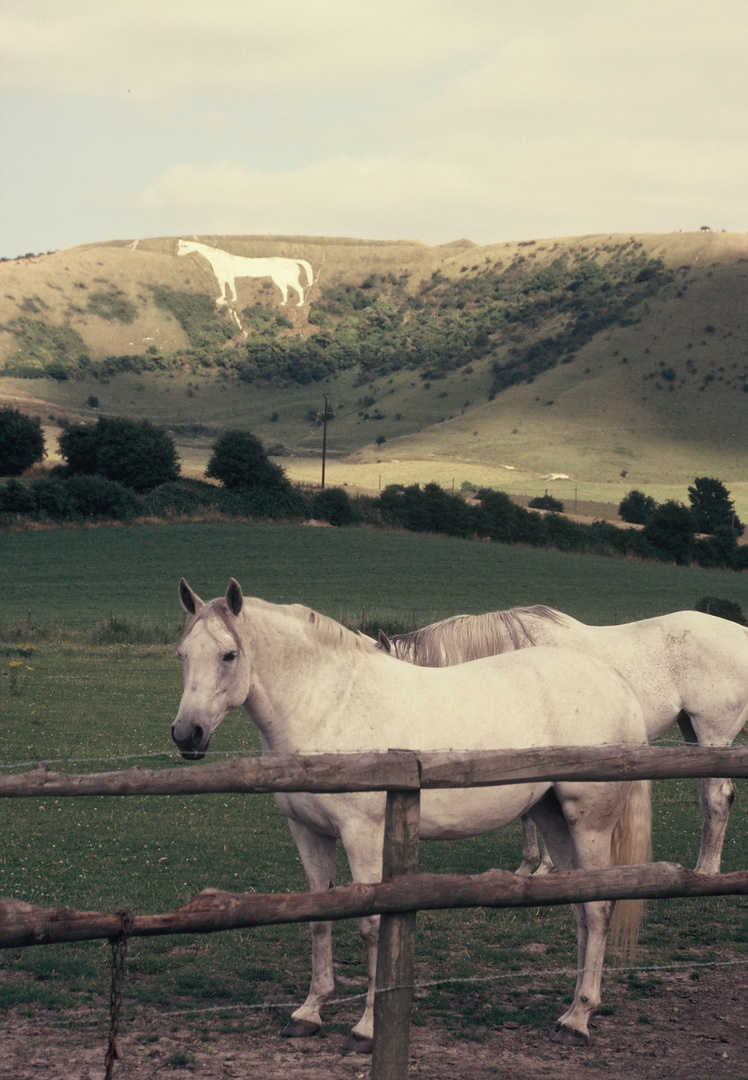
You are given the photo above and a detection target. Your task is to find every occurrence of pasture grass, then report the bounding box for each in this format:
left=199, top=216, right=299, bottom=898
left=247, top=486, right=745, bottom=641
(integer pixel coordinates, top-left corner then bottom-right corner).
left=3, top=521, right=748, bottom=634
left=1, top=522, right=748, bottom=1039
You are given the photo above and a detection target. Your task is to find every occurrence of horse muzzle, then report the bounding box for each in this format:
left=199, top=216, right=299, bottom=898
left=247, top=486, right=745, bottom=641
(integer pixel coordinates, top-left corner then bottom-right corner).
left=171, top=717, right=212, bottom=760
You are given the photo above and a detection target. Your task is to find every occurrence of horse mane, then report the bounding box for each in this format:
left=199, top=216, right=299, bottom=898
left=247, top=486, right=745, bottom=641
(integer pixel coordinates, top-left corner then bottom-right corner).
left=179, top=597, right=244, bottom=651
left=181, top=596, right=376, bottom=657
left=388, top=605, right=567, bottom=666
left=286, top=603, right=379, bottom=656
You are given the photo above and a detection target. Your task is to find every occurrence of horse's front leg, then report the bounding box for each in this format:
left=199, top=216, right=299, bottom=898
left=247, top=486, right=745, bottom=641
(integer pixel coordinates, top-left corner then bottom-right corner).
left=340, top=821, right=388, bottom=1054
left=280, top=818, right=337, bottom=1038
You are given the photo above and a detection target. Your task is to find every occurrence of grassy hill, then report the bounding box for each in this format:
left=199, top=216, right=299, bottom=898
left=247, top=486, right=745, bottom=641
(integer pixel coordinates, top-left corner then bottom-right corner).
left=1, top=230, right=746, bottom=519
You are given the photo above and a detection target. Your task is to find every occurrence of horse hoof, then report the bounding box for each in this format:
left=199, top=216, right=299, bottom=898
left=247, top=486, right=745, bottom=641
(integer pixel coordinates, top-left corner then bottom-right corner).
left=280, top=1019, right=320, bottom=1038
left=342, top=1033, right=373, bottom=1054
left=550, top=1023, right=589, bottom=1046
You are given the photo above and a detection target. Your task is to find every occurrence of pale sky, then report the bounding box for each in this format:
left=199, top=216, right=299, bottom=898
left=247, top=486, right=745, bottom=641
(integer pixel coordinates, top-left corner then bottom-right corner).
left=1, top=0, right=746, bottom=259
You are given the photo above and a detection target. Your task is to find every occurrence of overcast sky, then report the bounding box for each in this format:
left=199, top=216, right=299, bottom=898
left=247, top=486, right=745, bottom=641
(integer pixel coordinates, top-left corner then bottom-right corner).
left=1, top=0, right=746, bottom=259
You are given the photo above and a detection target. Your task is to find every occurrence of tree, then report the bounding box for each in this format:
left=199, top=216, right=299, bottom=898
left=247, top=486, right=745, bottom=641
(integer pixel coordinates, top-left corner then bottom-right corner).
left=472, top=489, right=519, bottom=544
left=58, top=417, right=180, bottom=492
left=206, top=430, right=290, bottom=491
left=695, top=596, right=747, bottom=626
left=0, top=407, right=45, bottom=476
left=642, top=500, right=695, bottom=565
left=618, top=489, right=658, bottom=525
left=688, top=477, right=744, bottom=536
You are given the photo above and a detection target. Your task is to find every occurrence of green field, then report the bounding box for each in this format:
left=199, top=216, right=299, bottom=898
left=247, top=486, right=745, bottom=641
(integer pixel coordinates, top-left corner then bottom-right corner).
left=3, top=521, right=748, bottom=633
left=1, top=522, right=747, bottom=1045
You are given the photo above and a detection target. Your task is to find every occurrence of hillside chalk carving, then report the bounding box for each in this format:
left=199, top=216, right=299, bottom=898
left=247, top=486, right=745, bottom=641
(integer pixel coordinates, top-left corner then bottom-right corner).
left=177, top=239, right=313, bottom=308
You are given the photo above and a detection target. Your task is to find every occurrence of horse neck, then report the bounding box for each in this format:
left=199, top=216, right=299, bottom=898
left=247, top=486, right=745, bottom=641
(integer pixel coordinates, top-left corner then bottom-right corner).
left=240, top=602, right=367, bottom=750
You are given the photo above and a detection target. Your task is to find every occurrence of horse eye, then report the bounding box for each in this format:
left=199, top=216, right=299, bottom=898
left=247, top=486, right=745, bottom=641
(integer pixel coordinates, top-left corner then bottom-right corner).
left=222, top=650, right=237, bottom=662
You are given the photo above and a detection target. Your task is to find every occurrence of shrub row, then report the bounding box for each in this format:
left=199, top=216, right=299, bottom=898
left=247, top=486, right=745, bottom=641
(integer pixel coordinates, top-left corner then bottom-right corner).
left=378, top=483, right=748, bottom=571
left=2, top=476, right=747, bottom=572
left=0, top=476, right=357, bottom=526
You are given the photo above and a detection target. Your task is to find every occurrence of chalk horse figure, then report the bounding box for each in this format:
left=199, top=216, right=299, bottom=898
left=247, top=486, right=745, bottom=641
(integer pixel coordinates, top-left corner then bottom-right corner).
left=177, top=239, right=313, bottom=307
left=379, top=606, right=748, bottom=876
left=173, top=579, right=652, bottom=1051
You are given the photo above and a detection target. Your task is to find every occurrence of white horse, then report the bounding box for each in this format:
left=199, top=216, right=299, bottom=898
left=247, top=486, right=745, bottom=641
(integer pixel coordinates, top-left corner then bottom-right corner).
left=177, top=239, right=313, bottom=307
left=172, top=579, right=652, bottom=1051
left=379, top=607, right=748, bottom=875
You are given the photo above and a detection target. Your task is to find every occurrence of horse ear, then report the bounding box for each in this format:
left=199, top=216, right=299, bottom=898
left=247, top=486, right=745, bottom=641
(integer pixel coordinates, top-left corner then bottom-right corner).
left=378, top=629, right=393, bottom=652
left=179, top=578, right=203, bottom=616
left=226, top=578, right=244, bottom=617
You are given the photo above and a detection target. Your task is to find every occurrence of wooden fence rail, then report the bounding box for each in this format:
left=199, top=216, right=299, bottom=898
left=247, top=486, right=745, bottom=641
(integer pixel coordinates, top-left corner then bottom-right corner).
left=2, top=744, right=748, bottom=799
left=3, top=863, right=748, bottom=950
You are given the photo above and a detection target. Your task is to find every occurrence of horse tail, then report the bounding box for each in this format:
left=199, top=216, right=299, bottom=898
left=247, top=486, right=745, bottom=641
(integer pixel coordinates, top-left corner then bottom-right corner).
left=297, top=259, right=314, bottom=286
left=608, top=778, right=652, bottom=961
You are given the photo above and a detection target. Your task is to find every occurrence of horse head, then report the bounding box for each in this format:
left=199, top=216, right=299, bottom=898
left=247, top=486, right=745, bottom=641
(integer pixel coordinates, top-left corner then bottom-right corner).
left=171, top=578, right=250, bottom=759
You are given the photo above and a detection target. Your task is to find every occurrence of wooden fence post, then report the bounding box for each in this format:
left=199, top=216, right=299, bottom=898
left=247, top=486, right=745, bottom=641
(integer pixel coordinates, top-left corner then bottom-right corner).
left=372, top=750, right=421, bottom=1080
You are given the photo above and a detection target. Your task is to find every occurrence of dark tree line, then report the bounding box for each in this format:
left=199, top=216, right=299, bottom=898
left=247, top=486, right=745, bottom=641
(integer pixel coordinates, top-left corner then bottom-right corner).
left=2, top=418, right=747, bottom=573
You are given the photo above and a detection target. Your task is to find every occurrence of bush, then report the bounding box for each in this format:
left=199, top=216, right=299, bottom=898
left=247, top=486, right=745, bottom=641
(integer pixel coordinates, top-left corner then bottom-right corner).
left=59, top=474, right=142, bottom=520
left=379, top=483, right=472, bottom=537
left=142, top=479, right=227, bottom=517
left=694, top=596, right=747, bottom=625
left=472, top=489, right=519, bottom=543
left=206, top=430, right=290, bottom=492
left=642, top=501, right=695, bottom=565
left=528, top=494, right=564, bottom=512
left=27, top=475, right=142, bottom=521
left=0, top=478, right=37, bottom=514
left=223, top=484, right=310, bottom=520
left=310, top=487, right=356, bottom=526
left=0, top=407, right=45, bottom=476
left=618, top=489, right=658, bottom=525
left=693, top=527, right=742, bottom=569
left=58, top=417, right=180, bottom=492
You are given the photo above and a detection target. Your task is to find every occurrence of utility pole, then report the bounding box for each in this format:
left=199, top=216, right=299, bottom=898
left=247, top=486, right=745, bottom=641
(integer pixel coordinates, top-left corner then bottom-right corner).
left=321, top=393, right=328, bottom=489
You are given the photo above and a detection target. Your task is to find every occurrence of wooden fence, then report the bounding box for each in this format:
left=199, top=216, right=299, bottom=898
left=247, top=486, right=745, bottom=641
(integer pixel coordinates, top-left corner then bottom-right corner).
left=3, top=745, right=748, bottom=1079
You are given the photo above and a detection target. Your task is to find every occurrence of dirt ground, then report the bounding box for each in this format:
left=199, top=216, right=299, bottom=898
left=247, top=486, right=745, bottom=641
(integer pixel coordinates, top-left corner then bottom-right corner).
left=2, top=961, right=747, bottom=1080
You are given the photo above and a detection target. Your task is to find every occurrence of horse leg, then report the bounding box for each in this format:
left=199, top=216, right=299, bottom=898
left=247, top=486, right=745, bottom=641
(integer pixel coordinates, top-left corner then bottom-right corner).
left=551, top=895, right=613, bottom=1045
left=516, top=814, right=540, bottom=875
left=530, top=786, right=621, bottom=1045
left=339, top=826, right=388, bottom=1054
left=678, top=710, right=740, bottom=874
left=694, top=775, right=735, bottom=874
left=272, top=274, right=290, bottom=305
left=281, top=819, right=337, bottom=1038
left=535, top=837, right=556, bottom=875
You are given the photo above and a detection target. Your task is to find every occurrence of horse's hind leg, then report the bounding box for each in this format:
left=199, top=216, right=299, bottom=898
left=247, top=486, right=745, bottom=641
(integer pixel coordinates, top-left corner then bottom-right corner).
left=530, top=786, right=620, bottom=1045
left=678, top=709, right=741, bottom=874
left=281, top=820, right=337, bottom=1038
left=695, top=775, right=735, bottom=874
